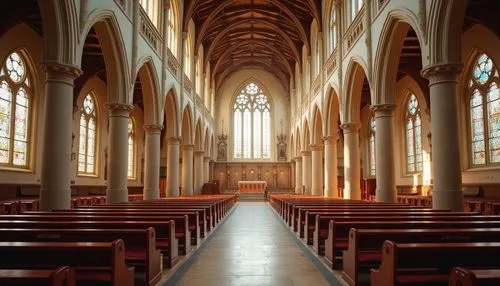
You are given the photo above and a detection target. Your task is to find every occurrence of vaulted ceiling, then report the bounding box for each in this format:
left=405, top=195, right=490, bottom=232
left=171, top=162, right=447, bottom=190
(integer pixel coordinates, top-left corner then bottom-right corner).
left=184, top=0, right=321, bottom=93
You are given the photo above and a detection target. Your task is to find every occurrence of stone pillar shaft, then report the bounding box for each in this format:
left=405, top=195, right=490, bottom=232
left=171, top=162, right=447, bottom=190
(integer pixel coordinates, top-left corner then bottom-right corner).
left=39, top=62, right=81, bottom=211
left=182, top=144, right=194, bottom=196
left=193, top=150, right=204, bottom=195
left=311, top=144, right=324, bottom=196
left=372, top=104, right=397, bottom=203
left=203, top=156, right=210, bottom=184
left=166, top=137, right=180, bottom=197
left=302, top=150, right=312, bottom=195
left=295, top=157, right=302, bottom=193
left=422, top=63, right=464, bottom=211
left=342, top=122, right=361, bottom=200
left=324, top=135, right=338, bottom=198
left=106, top=103, right=134, bottom=203
left=143, top=124, right=162, bottom=200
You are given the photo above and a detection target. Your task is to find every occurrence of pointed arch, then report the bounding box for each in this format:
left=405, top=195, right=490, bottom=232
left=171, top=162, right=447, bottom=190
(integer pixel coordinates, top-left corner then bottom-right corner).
left=181, top=105, right=193, bottom=144
left=135, top=57, right=160, bottom=124
left=312, top=104, right=324, bottom=144
left=295, top=127, right=302, bottom=156
left=162, top=88, right=179, bottom=146
left=303, top=120, right=311, bottom=148
left=343, top=58, right=370, bottom=123
left=194, top=119, right=202, bottom=150
left=325, top=84, right=341, bottom=136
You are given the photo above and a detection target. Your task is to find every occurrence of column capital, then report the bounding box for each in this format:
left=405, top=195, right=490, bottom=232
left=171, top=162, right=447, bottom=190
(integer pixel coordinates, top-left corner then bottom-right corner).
left=203, top=156, right=211, bottom=161
left=40, top=61, right=82, bottom=79
left=323, top=134, right=339, bottom=144
left=341, top=122, right=361, bottom=133
left=294, top=156, right=302, bottom=162
left=182, top=144, right=194, bottom=151
left=421, top=62, right=462, bottom=84
left=168, top=136, right=182, bottom=145
left=309, top=144, right=324, bottom=151
left=144, top=124, right=163, bottom=134
left=194, top=150, right=205, bottom=156
left=370, top=104, right=396, bottom=117
left=301, top=150, right=311, bottom=156
left=106, top=102, right=134, bottom=117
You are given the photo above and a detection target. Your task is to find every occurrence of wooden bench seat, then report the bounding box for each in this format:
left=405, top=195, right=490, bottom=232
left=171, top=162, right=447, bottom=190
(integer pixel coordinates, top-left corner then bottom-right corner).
left=449, top=267, right=500, bottom=286
left=342, top=228, right=500, bottom=286
left=0, top=266, right=75, bottom=286
left=0, top=227, right=167, bottom=285
left=0, top=240, right=134, bottom=286
left=324, top=220, right=500, bottom=269
left=371, top=241, right=500, bottom=286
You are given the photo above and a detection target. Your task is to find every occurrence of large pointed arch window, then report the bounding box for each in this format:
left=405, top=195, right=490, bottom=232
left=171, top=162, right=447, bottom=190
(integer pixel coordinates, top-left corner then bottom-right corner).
left=368, top=116, right=376, bottom=176
left=405, top=93, right=423, bottom=173
left=127, top=118, right=135, bottom=179
left=233, top=82, right=271, bottom=160
left=78, top=93, right=97, bottom=175
left=0, top=51, right=32, bottom=168
left=329, top=7, right=337, bottom=54
left=139, top=0, right=158, bottom=27
left=167, top=4, right=177, bottom=57
left=468, top=53, right=500, bottom=166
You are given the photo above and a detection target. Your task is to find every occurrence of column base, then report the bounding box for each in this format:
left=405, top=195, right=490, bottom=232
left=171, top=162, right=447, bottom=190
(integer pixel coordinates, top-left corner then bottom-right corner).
left=311, top=188, right=323, bottom=196
left=432, top=189, right=464, bottom=212
left=143, top=188, right=159, bottom=200
left=106, top=188, right=129, bottom=203
left=375, top=188, right=397, bottom=203
left=295, top=187, right=302, bottom=194
left=39, top=188, right=72, bottom=211
left=324, top=188, right=338, bottom=198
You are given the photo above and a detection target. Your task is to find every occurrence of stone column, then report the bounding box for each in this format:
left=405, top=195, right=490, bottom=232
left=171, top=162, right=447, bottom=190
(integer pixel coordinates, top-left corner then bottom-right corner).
left=342, top=122, right=361, bottom=200
left=166, top=137, right=181, bottom=197
left=143, top=124, right=163, bottom=200
left=311, top=144, right=324, bottom=196
left=193, top=150, right=204, bottom=195
left=324, top=135, right=338, bottom=198
left=294, top=157, right=302, bottom=193
left=371, top=104, right=397, bottom=203
left=181, top=144, right=194, bottom=196
left=302, top=150, right=312, bottom=195
left=106, top=103, right=134, bottom=203
left=422, top=63, right=464, bottom=211
left=203, top=156, right=210, bottom=183
left=39, top=62, right=81, bottom=211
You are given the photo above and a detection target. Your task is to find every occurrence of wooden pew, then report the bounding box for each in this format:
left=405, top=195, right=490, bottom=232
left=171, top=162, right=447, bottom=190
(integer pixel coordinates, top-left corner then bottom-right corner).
left=449, top=267, right=500, bottom=286
left=310, top=213, right=492, bottom=252
left=0, top=266, right=76, bottom=286
left=0, top=240, right=134, bottom=286
left=370, top=241, right=500, bottom=286
left=342, top=228, right=500, bottom=286
left=0, top=219, right=189, bottom=255
left=0, top=227, right=167, bottom=285
left=324, top=220, right=500, bottom=269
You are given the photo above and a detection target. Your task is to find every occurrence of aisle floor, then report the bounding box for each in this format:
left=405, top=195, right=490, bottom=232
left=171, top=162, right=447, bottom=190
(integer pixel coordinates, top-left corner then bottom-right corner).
left=172, top=202, right=335, bottom=286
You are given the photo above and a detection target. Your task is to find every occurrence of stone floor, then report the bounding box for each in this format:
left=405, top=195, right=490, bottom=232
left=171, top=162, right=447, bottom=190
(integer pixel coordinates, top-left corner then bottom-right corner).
left=170, top=202, right=335, bottom=286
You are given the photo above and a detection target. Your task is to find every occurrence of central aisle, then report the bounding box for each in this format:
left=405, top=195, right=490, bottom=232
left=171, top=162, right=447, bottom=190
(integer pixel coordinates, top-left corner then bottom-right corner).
left=175, top=202, right=332, bottom=286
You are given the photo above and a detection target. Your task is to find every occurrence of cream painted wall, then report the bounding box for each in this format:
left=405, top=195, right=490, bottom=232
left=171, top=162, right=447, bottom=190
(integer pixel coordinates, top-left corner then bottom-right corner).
left=215, top=69, right=291, bottom=162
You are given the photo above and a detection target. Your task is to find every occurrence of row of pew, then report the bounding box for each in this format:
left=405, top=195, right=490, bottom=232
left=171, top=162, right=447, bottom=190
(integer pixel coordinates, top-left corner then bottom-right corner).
left=0, top=194, right=236, bottom=286
left=269, top=194, right=500, bottom=286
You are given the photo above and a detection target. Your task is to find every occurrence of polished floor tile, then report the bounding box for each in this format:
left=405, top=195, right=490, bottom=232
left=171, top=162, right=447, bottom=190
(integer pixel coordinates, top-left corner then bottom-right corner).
left=177, top=202, right=331, bottom=286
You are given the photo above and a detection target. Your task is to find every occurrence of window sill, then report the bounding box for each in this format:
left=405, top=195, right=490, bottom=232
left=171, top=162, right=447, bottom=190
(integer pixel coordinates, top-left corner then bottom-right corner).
left=77, top=174, right=99, bottom=178
left=0, top=166, right=33, bottom=173
left=464, top=165, right=500, bottom=173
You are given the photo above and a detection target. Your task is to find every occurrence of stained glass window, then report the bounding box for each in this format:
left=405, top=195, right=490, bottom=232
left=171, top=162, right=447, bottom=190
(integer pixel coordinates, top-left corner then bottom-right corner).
left=0, top=51, right=31, bottom=168
left=127, top=118, right=135, bottom=179
left=233, top=82, right=271, bottom=160
left=329, top=7, right=337, bottom=54
left=167, top=4, right=177, bottom=57
left=369, top=116, right=376, bottom=176
left=78, top=93, right=97, bottom=175
left=469, top=53, right=500, bottom=165
left=405, top=93, right=423, bottom=173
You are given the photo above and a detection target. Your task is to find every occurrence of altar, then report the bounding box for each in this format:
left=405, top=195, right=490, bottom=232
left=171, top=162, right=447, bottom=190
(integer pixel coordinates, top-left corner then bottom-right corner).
left=237, top=181, right=267, bottom=193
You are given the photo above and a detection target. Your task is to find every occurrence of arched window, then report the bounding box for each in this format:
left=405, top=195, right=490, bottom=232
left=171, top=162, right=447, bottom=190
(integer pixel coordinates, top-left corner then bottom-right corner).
left=329, top=7, right=337, bottom=54
left=78, top=93, right=97, bottom=175
left=167, top=4, right=177, bottom=57
left=468, top=53, right=500, bottom=166
left=127, top=118, right=135, bottom=179
left=139, top=0, right=158, bottom=27
left=183, top=37, right=191, bottom=77
left=233, top=82, right=271, bottom=160
left=351, top=0, right=364, bottom=21
left=369, top=116, right=376, bottom=176
left=0, top=51, right=32, bottom=168
left=314, top=38, right=321, bottom=77
left=405, top=93, right=423, bottom=173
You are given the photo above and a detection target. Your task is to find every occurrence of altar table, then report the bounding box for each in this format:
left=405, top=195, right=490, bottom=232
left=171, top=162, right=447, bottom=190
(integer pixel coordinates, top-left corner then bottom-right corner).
left=238, top=181, right=267, bottom=193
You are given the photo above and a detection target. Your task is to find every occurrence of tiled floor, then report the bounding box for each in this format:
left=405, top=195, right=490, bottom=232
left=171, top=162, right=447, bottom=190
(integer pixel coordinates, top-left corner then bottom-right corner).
left=175, top=202, right=332, bottom=286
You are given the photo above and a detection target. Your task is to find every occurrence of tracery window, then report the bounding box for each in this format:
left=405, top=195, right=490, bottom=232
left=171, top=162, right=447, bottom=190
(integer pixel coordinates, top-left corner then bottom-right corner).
left=127, top=118, right=135, bottom=179
left=369, top=116, right=376, bottom=176
left=468, top=53, right=500, bottom=166
left=0, top=51, right=31, bottom=168
left=405, top=93, right=423, bottom=173
left=329, top=8, right=337, bottom=54
left=351, top=0, right=364, bottom=21
left=233, top=83, right=271, bottom=160
left=167, top=4, right=177, bottom=57
left=139, top=0, right=158, bottom=27
left=78, top=93, right=97, bottom=175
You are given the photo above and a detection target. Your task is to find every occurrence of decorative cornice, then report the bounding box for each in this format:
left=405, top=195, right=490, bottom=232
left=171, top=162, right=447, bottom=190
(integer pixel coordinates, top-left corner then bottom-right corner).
left=340, top=122, right=362, bottom=133
left=323, top=135, right=339, bottom=144
left=421, top=62, right=462, bottom=83
left=144, top=124, right=163, bottom=133
left=167, top=136, right=182, bottom=145
left=182, top=144, right=195, bottom=150
left=106, top=102, right=135, bottom=112
left=40, top=61, right=82, bottom=79
left=370, top=104, right=396, bottom=117
left=194, top=150, right=205, bottom=156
